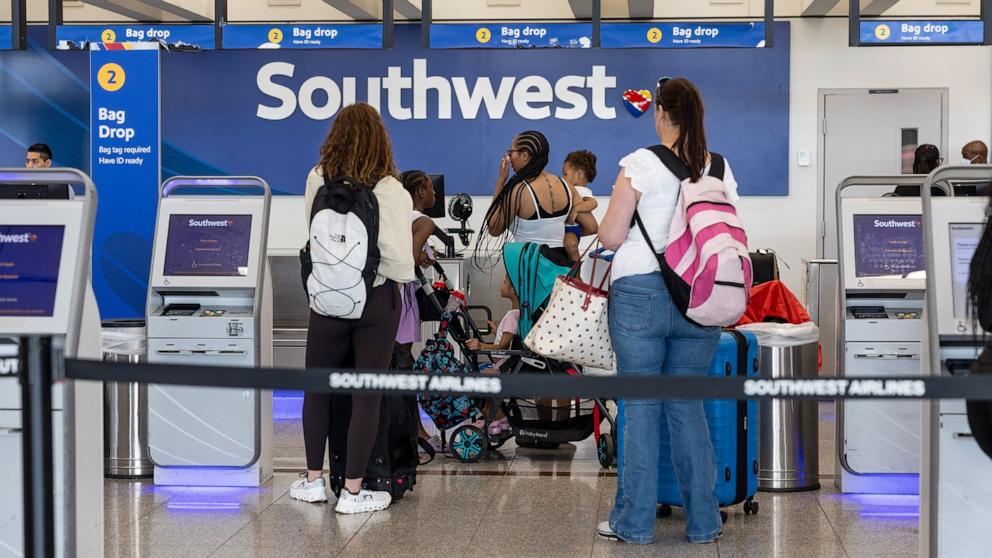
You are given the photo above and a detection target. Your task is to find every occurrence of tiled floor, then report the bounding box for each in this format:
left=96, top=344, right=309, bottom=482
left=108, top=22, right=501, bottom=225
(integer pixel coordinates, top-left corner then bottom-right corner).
left=105, top=403, right=919, bottom=557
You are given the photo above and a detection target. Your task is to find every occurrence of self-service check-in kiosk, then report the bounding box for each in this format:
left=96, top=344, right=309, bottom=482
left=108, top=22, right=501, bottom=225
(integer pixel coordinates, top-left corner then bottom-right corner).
left=920, top=166, right=992, bottom=557
left=0, top=169, right=103, bottom=557
left=146, top=177, right=272, bottom=487
left=836, top=176, right=943, bottom=494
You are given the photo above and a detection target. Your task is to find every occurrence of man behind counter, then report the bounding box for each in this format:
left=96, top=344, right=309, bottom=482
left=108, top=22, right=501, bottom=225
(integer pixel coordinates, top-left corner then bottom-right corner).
left=25, top=143, right=53, bottom=168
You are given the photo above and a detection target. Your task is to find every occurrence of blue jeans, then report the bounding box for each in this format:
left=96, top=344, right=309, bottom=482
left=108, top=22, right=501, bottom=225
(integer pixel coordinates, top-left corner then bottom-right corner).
left=608, top=272, right=722, bottom=544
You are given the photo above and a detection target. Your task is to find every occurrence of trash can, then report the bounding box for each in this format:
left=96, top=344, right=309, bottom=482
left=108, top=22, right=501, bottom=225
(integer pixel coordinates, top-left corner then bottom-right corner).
left=755, top=340, right=820, bottom=492
left=102, top=319, right=153, bottom=479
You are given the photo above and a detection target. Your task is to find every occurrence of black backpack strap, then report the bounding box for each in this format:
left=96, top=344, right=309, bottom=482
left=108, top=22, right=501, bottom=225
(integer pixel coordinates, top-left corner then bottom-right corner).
left=708, top=153, right=725, bottom=181
left=646, top=145, right=726, bottom=182
left=646, top=145, right=690, bottom=182
left=633, top=211, right=666, bottom=269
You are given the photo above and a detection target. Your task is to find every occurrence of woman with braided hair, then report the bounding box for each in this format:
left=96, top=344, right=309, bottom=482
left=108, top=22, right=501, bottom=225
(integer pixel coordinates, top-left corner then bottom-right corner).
left=477, top=131, right=580, bottom=265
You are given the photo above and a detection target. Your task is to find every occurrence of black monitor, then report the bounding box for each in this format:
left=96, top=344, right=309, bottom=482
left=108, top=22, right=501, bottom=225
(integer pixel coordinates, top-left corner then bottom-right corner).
left=0, top=184, right=71, bottom=200
left=425, top=174, right=445, bottom=219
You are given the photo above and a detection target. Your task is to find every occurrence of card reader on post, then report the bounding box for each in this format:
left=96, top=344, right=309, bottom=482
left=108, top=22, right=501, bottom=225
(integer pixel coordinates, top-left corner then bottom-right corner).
left=145, top=177, right=272, bottom=487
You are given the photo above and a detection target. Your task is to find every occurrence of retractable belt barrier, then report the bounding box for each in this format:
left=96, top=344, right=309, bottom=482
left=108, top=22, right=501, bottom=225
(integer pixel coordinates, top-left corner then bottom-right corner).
left=64, top=359, right=992, bottom=401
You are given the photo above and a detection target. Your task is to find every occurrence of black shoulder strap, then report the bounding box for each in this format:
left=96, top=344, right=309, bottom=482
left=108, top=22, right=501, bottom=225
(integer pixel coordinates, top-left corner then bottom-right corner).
left=708, top=153, right=726, bottom=181
left=646, top=145, right=690, bottom=182
left=647, top=145, right=726, bottom=182
left=633, top=211, right=666, bottom=267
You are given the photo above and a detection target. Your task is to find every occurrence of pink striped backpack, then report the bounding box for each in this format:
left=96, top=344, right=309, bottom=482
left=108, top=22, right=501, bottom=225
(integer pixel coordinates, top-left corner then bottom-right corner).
left=633, top=145, right=752, bottom=327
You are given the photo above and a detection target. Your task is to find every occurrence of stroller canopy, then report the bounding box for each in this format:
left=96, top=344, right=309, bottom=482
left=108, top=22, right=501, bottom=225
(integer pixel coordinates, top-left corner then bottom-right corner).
left=503, top=242, right=573, bottom=339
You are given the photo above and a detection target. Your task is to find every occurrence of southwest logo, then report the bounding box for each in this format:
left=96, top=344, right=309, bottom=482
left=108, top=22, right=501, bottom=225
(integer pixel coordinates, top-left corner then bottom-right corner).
left=0, top=232, right=36, bottom=243
left=622, top=89, right=652, bottom=117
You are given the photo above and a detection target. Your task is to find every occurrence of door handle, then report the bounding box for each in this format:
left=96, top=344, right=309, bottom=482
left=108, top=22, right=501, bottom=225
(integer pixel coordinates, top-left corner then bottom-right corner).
left=953, top=432, right=975, bottom=439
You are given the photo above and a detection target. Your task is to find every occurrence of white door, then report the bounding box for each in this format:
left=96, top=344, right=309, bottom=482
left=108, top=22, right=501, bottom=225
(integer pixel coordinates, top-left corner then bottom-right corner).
left=819, top=89, right=946, bottom=258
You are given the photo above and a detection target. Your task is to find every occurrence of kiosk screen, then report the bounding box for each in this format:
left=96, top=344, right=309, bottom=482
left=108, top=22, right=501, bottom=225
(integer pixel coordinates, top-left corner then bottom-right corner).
left=163, top=214, right=252, bottom=277
left=852, top=214, right=925, bottom=278
left=0, top=225, right=65, bottom=317
left=950, top=223, right=984, bottom=319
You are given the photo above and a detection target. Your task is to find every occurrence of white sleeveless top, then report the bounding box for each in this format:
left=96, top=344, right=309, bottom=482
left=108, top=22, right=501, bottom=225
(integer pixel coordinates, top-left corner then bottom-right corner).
left=510, top=177, right=573, bottom=248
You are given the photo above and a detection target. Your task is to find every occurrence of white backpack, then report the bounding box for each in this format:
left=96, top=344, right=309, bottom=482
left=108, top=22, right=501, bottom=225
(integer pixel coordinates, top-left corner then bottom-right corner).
left=300, top=175, right=380, bottom=320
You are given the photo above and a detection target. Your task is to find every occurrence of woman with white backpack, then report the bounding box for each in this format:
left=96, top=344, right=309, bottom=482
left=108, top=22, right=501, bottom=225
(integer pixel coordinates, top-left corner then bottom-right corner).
left=596, top=77, right=743, bottom=545
left=290, top=103, right=415, bottom=513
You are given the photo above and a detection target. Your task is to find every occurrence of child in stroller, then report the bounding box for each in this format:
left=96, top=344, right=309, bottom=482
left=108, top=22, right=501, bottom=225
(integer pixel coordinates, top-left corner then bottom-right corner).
left=465, top=275, right=518, bottom=438
left=414, top=242, right=616, bottom=463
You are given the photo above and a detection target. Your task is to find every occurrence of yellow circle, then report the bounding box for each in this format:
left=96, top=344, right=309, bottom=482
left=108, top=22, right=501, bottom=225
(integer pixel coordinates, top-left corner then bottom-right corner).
left=97, top=63, right=126, bottom=93
left=475, top=27, right=492, bottom=44
left=647, top=27, right=663, bottom=44
left=101, top=29, right=116, bottom=43
left=875, top=24, right=891, bottom=41
left=268, top=28, right=283, bottom=44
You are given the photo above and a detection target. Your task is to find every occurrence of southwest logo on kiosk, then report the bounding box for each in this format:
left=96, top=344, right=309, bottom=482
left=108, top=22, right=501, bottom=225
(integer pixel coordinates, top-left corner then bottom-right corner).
left=622, top=89, right=652, bottom=117
left=0, top=232, right=37, bottom=244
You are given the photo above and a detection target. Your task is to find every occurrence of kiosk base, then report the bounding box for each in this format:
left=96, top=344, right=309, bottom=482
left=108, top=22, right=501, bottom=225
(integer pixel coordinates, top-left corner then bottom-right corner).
left=154, top=461, right=272, bottom=488
left=837, top=470, right=919, bottom=495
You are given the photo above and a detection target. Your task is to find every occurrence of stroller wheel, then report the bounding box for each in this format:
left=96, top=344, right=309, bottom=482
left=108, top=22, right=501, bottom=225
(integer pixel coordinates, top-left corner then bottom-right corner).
left=597, top=433, right=616, bottom=468
left=451, top=425, right=487, bottom=463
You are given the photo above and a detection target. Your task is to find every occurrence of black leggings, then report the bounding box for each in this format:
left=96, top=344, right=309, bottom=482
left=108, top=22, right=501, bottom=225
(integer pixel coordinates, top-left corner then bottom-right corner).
left=303, top=281, right=401, bottom=479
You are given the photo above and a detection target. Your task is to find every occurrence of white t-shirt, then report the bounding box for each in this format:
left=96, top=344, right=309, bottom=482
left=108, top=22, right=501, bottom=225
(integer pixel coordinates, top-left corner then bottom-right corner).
left=495, top=308, right=520, bottom=340
left=610, top=148, right=740, bottom=283
left=574, top=185, right=594, bottom=200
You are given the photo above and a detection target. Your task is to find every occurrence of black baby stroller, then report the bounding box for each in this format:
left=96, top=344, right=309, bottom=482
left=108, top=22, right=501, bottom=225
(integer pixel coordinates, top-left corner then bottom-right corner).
left=413, top=244, right=617, bottom=464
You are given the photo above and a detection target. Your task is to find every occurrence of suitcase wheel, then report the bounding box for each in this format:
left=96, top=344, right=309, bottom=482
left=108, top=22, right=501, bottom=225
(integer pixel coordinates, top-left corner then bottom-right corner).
left=720, top=510, right=729, bottom=524
left=451, top=424, right=487, bottom=463
left=657, top=504, right=673, bottom=518
left=597, top=433, right=616, bottom=468
left=743, top=498, right=759, bottom=515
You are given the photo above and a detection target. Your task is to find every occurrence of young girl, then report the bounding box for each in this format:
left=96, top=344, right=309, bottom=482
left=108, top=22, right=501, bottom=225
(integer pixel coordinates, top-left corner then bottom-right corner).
left=394, top=170, right=442, bottom=457
left=465, top=276, right=518, bottom=436
left=563, top=150, right=600, bottom=262
left=394, top=170, right=437, bottom=370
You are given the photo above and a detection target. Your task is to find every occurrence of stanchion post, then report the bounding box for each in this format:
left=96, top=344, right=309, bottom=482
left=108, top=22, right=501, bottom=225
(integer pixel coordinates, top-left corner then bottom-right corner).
left=19, top=336, right=55, bottom=558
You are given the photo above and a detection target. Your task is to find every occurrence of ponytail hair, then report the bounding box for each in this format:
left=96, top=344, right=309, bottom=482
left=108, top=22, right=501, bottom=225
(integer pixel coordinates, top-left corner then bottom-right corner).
left=656, top=78, right=708, bottom=182
left=968, top=195, right=992, bottom=333
left=913, top=144, right=941, bottom=174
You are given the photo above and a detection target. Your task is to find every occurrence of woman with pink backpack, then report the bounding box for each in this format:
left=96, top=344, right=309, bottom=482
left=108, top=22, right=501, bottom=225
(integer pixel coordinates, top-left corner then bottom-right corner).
left=596, top=77, right=745, bottom=545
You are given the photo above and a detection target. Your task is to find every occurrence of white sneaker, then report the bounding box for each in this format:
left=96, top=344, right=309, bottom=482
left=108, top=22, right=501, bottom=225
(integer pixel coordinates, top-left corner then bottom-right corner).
left=334, top=488, right=392, bottom=514
left=289, top=475, right=328, bottom=503
left=597, top=521, right=621, bottom=541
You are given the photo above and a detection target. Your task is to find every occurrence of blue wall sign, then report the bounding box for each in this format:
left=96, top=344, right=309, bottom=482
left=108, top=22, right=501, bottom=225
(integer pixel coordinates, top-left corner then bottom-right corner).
left=0, top=26, right=11, bottom=50
left=57, top=24, right=215, bottom=50
left=859, top=20, right=984, bottom=45
left=602, top=22, right=766, bottom=48
left=89, top=48, right=161, bottom=320
left=430, top=23, right=592, bottom=49
left=222, top=24, right=383, bottom=49
left=0, top=24, right=789, bottom=318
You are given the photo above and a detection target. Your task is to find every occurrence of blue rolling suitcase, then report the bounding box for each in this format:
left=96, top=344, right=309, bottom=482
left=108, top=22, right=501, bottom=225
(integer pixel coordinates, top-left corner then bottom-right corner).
left=617, top=329, right=760, bottom=516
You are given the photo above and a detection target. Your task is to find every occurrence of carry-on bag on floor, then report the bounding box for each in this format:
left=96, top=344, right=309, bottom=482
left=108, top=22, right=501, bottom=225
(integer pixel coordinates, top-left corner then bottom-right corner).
left=617, top=329, right=760, bottom=516
left=327, top=394, right=422, bottom=500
